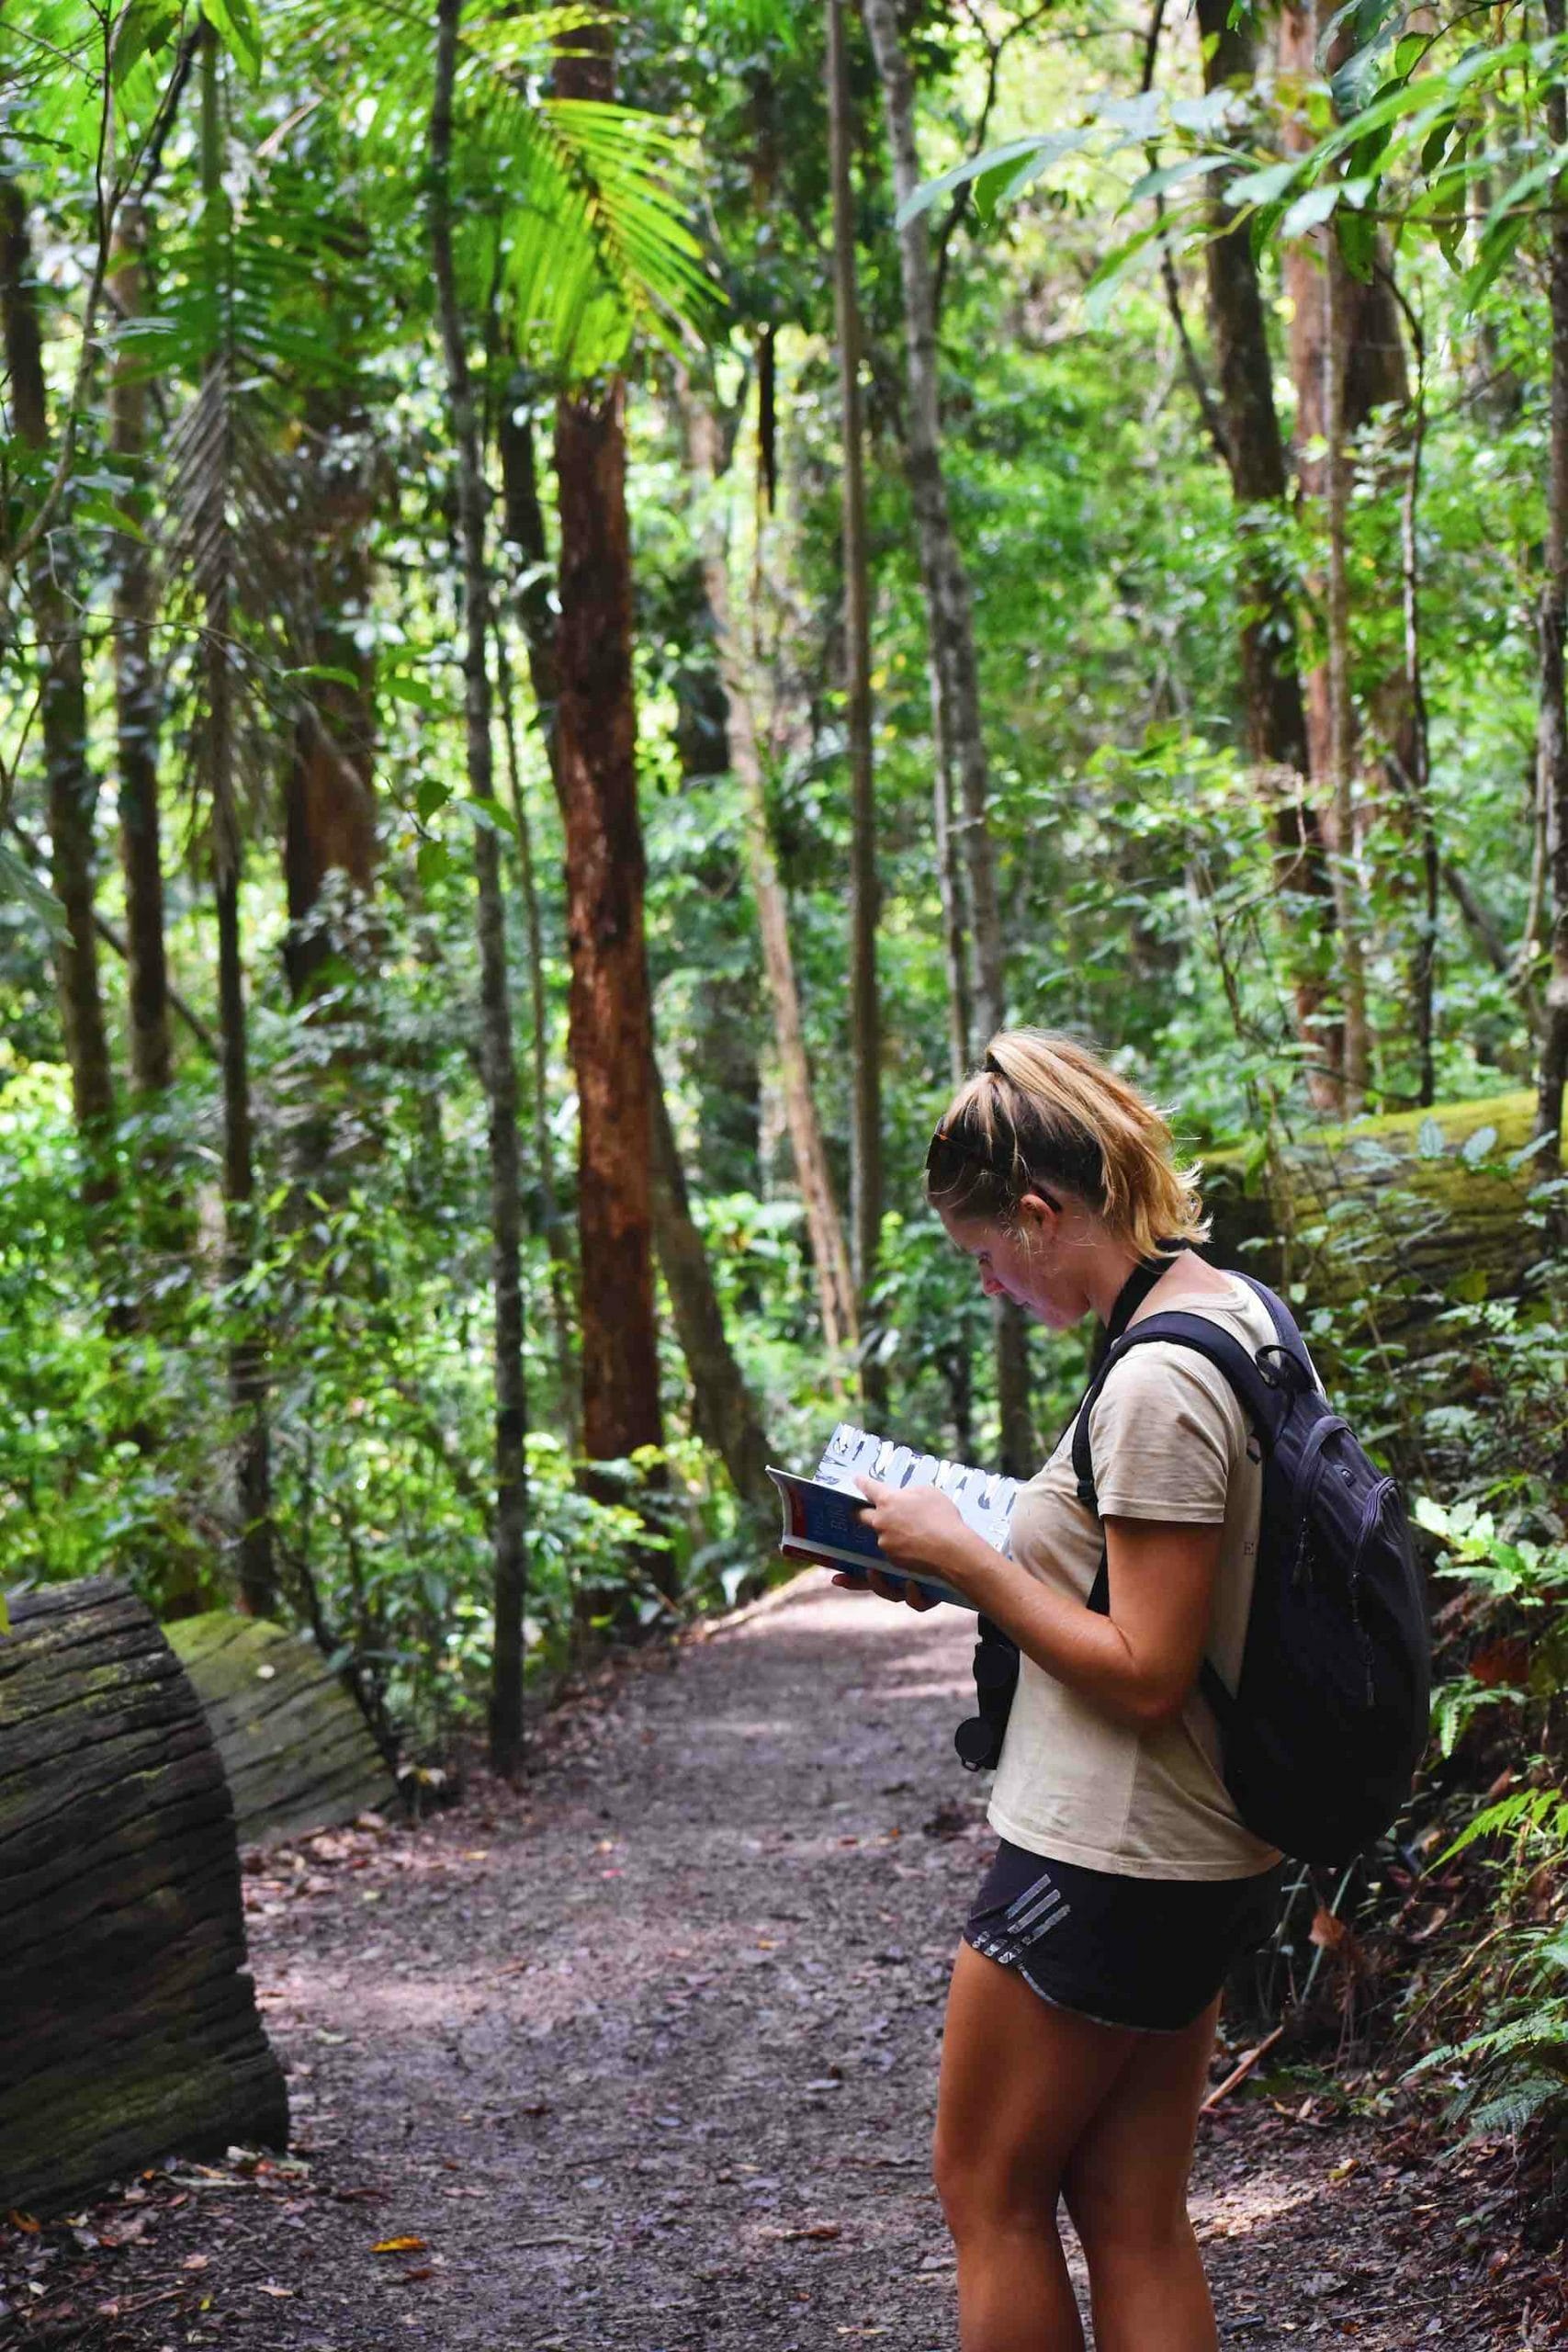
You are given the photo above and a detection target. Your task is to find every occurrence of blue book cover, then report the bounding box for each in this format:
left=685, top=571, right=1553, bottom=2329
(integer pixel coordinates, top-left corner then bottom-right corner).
left=766, top=1423, right=1019, bottom=1611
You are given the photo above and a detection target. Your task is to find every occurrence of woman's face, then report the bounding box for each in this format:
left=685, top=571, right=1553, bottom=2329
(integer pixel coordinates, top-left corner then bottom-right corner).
left=939, top=1194, right=1089, bottom=1331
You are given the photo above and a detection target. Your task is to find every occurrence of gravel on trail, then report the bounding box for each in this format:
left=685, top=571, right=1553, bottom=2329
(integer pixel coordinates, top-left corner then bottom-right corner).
left=3, top=1570, right=1562, bottom=2351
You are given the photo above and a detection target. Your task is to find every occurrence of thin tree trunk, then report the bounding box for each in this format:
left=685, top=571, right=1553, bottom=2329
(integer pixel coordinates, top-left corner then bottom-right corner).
left=649, top=1057, right=773, bottom=1513
left=1194, top=0, right=1342, bottom=1108
left=494, top=616, right=579, bottom=1439
left=197, top=30, right=274, bottom=1617
left=495, top=378, right=580, bottom=1423
left=678, top=384, right=859, bottom=1369
left=826, top=0, right=885, bottom=1417
left=108, top=199, right=173, bottom=1100
left=431, top=0, right=530, bottom=1769
left=0, top=175, right=117, bottom=1182
left=860, top=0, right=1035, bottom=1468
left=283, top=385, right=378, bottom=1001
left=552, top=18, right=667, bottom=1574
left=1393, top=285, right=1438, bottom=1106
left=1536, top=0, right=1568, bottom=1212
left=1322, top=254, right=1372, bottom=1113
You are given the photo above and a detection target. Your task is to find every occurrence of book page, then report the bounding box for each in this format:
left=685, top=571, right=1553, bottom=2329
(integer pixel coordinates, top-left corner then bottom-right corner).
left=812, top=1422, right=1018, bottom=1555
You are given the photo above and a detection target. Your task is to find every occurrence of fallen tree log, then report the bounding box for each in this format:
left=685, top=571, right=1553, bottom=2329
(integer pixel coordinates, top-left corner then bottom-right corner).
left=167, top=1611, right=394, bottom=1850
left=0, top=1578, right=288, bottom=2216
left=1203, top=1088, right=1564, bottom=1353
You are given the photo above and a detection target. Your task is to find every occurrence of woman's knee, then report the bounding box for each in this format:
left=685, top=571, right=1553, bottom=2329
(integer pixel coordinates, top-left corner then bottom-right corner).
left=932, top=2117, right=1058, bottom=2240
left=1063, top=2163, right=1190, bottom=2261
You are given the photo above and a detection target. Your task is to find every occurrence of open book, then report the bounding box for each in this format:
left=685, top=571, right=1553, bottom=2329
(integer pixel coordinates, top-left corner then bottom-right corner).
left=766, top=1422, right=1020, bottom=1611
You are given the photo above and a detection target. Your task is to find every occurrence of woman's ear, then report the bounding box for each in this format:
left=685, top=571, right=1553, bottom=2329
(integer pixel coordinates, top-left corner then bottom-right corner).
left=1015, top=1189, right=1060, bottom=1243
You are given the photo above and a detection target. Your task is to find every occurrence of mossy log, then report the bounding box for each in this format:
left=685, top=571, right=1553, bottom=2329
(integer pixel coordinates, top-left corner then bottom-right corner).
left=0, top=1577, right=288, bottom=2216
left=167, top=1611, right=393, bottom=1850
left=1203, top=1089, right=1562, bottom=1350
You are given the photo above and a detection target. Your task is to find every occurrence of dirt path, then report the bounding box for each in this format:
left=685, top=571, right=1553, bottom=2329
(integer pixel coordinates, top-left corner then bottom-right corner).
left=4, top=1573, right=1562, bottom=2350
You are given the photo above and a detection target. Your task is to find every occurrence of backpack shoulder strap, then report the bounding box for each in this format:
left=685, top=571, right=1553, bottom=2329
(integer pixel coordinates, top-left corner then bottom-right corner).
left=1070, top=1310, right=1287, bottom=1517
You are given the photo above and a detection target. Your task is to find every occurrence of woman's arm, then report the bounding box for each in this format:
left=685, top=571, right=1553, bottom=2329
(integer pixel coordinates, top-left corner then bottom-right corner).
left=851, top=1478, right=1222, bottom=1732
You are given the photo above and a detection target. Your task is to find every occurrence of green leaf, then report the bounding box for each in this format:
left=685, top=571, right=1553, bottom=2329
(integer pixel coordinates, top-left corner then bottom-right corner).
left=199, top=0, right=263, bottom=79
left=1416, top=1116, right=1446, bottom=1159
left=1279, top=184, right=1343, bottom=239
left=416, top=839, right=451, bottom=889
left=112, top=0, right=183, bottom=85
left=0, top=842, right=68, bottom=939
left=1461, top=1123, right=1499, bottom=1165
left=415, top=777, right=452, bottom=823
left=897, top=132, right=1088, bottom=230
left=383, top=673, right=443, bottom=714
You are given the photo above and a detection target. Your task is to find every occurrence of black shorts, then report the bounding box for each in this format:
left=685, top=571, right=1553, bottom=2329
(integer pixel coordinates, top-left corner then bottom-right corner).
left=964, top=1839, right=1286, bottom=2033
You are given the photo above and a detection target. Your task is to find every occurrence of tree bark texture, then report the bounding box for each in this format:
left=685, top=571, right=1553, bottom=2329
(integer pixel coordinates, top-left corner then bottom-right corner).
left=284, top=385, right=379, bottom=1001
left=860, top=0, right=1036, bottom=1468
left=679, top=386, right=860, bottom=1368
left=1536, top=0, right=1568, bottom=1205
left=649, top=1058, right=773, bottom=1513
left=1194, top=0, right=1342, bottom=1103
left=0, top=175, right=118, bottom=1167
left=432, top=0, right=531, bottom=1766
left=0, top=1578, right=288, bottom=2216
left=826, top=0, right=885, bottom=1413
left=108, top=199, right=173, bottom=1097
left=553, top=374, right=668, bottom=1504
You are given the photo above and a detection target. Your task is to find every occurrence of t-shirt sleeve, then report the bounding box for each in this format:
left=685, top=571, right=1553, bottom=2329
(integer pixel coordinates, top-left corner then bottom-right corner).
left=1083, top=1342, right=1247, bottom=1524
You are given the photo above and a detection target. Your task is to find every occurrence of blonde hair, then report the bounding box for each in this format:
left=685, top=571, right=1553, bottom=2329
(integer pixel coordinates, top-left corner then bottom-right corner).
left=924, top=1028, right=1209, bottom=1261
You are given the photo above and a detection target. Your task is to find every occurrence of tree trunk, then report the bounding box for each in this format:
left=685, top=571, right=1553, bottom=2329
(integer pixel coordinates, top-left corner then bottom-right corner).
left=0, top=175, right=117, bottom=1179
left=550, top=2, right=666, bottom=1588
left=108, top=199, right=173, bottom=1099
left=1322, top=248, right=1372, bottom=1113
left=826, top=0, right=885, bottom=1416
left=677, top=383, right=860, bottom=1373
left=649, top=1057, right=773, bottom=1513
left=553, top=370, right=667, bottom=1527
left=283, top=387, right=378, bottom=1001
left=1195, top=0, right=1342, bottom=1107
left=859, top=0, right=1036, bottom=1467
left=494, top=616, right=579, bottom=1438
left=194, top=29, right=275, bottom=1620
left=431, top=0, right=530, bottom=1770
left=1536, top=0, right=1568, bottom=1216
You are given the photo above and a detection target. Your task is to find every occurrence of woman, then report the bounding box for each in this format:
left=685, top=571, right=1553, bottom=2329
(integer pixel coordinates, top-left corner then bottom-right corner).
left=840, top=1029, right=1285, bottom=2352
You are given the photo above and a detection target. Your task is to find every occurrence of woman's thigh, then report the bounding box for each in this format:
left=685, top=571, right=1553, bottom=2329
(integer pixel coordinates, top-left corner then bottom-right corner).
left=934, top=1939, right=1136, bottom=2227
left=1060, top=1994, right=1220, bottom=2247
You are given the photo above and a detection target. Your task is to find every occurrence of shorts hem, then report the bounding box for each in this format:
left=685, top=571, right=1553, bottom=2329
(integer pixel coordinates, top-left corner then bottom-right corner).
left=962, top=1930, right=1207, bottom=2034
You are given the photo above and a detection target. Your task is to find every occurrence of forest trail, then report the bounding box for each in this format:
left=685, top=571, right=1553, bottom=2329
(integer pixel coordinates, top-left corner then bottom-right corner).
left=6, top=1575, right=1553, bottom=2352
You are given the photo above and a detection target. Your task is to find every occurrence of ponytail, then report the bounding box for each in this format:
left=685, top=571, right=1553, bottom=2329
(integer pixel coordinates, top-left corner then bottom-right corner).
left=924, top=1029, right=1208, bottom=1261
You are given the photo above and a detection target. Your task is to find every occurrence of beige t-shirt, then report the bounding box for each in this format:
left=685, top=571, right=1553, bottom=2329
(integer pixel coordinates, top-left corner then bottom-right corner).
left=988, top=1275, right=1285, bottom=1882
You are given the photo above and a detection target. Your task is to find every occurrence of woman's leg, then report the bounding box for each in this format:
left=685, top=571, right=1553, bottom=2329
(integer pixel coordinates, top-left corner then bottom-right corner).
left=1060, top=1995, right=1221, bottom=2352
left=933, top=1940, right=1135, bottom=2352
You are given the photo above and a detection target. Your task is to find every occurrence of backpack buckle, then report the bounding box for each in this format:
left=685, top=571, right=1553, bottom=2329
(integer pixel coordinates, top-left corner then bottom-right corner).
left=1257, top=1342, right=1310, bottom=1394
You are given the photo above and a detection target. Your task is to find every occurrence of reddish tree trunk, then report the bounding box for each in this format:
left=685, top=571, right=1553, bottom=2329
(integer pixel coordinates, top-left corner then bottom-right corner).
left=554, top=377, right=665, bottom=1496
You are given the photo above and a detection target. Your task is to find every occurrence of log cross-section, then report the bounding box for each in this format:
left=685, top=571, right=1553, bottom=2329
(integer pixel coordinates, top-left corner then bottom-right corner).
left=0, top=1578, right=288, bottom=2216
left=168, top=1610, right=394, bottom=1849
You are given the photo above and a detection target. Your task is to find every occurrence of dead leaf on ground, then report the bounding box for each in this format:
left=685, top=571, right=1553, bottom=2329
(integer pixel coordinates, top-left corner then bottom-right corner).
left=373, top=2235, right=427, bottom=2254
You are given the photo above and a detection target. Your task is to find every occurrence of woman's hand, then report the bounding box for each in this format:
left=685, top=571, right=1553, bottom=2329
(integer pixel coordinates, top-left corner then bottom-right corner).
left=823, top=1476, right=972, bottom=1613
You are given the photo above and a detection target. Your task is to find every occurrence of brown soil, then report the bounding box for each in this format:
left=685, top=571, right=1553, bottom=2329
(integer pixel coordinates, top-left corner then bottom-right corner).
left=3, top=1572, right=1563, bottom=2350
